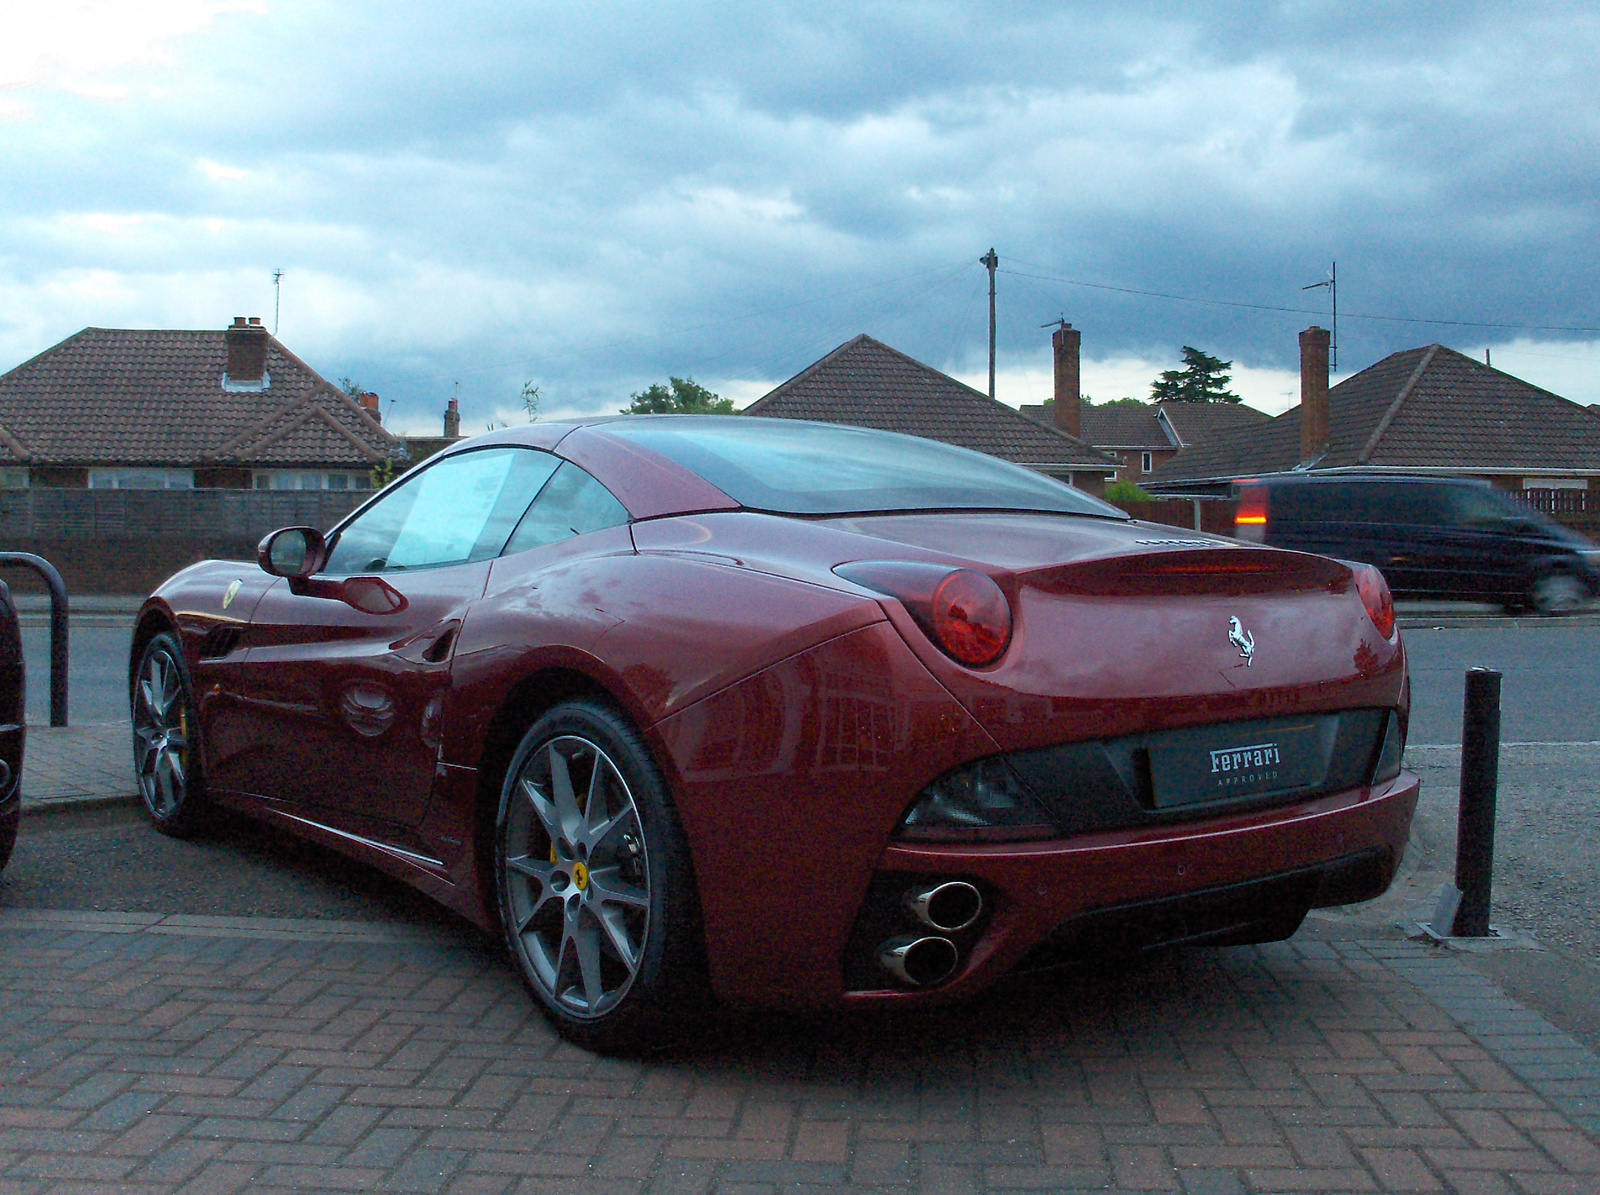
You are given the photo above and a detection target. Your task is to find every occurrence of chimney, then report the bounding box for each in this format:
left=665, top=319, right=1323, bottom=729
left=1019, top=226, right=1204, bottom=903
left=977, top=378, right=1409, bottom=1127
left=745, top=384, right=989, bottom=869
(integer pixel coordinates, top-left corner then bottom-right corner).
left=1299, top=326, right=1331, bottom=463
left=1051, top=322, right=1082, bottom=439
left=359, top=391, right=381, bottom=423
left=224, top=316, right=269, bottom=385
left=443, top=397, right=461, bottom=439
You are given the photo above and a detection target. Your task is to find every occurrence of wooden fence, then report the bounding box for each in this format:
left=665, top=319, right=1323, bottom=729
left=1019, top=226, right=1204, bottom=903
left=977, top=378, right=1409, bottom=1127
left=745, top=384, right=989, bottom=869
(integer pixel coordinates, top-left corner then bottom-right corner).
left=1105, top=497, right=1239, bottom=536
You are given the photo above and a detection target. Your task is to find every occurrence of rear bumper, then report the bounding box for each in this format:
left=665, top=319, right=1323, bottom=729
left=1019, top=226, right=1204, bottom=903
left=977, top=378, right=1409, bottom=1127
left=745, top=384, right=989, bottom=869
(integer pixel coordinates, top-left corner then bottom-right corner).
left=841, top=770, right=1418, bottom=1006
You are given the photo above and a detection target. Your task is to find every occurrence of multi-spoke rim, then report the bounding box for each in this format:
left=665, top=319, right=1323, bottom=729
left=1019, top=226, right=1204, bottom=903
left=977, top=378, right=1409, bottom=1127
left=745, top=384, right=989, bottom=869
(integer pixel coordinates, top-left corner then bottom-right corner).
left=502, top=735, right=652, bottom=1019
left=133, top=645, right=190, bottom=819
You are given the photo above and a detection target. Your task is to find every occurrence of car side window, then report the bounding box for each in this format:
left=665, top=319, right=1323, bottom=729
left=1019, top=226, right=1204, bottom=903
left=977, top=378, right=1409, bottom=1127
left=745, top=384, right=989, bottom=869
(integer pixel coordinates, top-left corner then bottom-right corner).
left=323, top=448, right=561, bottom=574
left=502, top=461, right=630, bottom=555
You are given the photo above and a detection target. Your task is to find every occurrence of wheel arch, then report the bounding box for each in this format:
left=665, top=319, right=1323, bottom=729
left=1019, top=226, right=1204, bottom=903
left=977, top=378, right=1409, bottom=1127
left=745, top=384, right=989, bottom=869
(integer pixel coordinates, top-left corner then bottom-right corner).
left=469, top=666, right=627, bottom=928
left=129, top=607, right=178, bottom=701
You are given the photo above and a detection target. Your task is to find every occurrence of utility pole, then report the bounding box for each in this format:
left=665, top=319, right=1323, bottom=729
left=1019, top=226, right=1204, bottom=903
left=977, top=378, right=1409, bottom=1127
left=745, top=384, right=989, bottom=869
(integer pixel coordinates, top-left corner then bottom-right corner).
left=1301, top=261, right=1336, bottom=371
left=980, top=248, right=999, bottom=400
left=272, top=269, right=284, bottom=336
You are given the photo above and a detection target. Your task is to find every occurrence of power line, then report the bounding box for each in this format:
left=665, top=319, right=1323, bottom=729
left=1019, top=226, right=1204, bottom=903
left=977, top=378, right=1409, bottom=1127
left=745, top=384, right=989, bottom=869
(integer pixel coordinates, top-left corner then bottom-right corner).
left=1000, top=259, right=1600, bottom=335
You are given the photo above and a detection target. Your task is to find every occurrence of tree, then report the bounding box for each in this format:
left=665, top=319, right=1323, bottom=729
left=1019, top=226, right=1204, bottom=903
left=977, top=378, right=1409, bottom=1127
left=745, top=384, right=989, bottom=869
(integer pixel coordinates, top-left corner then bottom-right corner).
left=1149, top=347, right=1242, bottom=403
left=520, top=380, right=541, bottom=423
left=621, top=376, right=735, bottom=415
left=339, top=376, right=371, bottom=399
left=1040, top=394, right=1145, bottom=410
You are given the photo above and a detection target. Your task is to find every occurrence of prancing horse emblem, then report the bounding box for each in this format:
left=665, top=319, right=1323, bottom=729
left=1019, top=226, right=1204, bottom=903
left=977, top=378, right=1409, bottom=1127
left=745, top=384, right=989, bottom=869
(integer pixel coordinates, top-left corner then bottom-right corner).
left=1228, top=616, right=1255, bottom=667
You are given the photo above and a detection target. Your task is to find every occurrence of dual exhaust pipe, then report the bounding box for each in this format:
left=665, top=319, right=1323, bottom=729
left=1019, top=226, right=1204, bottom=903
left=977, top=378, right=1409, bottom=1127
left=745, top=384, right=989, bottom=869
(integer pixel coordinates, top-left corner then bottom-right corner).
left=878, top=880, right=982, bottom=988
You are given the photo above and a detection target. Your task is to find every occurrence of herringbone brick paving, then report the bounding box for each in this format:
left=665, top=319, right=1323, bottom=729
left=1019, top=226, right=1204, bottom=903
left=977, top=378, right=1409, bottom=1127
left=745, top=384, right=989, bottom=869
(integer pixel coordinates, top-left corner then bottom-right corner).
left=1, top=917, right=1597, bottom=1194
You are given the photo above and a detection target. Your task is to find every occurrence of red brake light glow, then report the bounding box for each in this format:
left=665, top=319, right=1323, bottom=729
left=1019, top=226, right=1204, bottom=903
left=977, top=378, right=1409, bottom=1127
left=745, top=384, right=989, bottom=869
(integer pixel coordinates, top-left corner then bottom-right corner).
left=930, top=570, right=1011, bottom=666
left=1352, top=564, right=1396, bottom=640
left=1235, top=482, right=1268, bottom=526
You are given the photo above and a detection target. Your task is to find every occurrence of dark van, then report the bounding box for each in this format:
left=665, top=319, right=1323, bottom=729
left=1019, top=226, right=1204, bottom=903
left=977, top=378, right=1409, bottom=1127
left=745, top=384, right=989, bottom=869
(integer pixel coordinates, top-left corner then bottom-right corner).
left=1233, top=475, right=1600, bottom=614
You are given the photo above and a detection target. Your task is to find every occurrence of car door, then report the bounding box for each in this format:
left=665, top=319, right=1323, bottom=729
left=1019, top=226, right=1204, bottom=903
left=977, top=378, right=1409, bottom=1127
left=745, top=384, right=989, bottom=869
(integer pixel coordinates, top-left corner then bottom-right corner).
left=228, top=446, right=562, bottom=826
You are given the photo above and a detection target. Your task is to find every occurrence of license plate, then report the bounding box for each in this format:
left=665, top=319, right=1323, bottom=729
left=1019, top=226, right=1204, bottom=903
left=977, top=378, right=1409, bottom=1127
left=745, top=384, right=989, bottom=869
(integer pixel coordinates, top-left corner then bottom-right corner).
left=1147, top=720, right=1325, bottom=808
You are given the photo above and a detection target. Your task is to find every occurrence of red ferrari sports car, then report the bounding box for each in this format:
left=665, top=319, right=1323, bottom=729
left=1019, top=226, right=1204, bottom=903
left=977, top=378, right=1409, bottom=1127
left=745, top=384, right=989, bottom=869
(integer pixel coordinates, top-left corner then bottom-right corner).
left=131, top=416, right=1417, bottom=1049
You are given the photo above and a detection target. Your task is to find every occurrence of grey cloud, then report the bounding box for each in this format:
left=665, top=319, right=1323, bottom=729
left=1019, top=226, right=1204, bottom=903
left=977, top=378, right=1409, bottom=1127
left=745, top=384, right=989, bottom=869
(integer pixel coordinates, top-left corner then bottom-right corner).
left=1, top=1, right=1597, bottom=429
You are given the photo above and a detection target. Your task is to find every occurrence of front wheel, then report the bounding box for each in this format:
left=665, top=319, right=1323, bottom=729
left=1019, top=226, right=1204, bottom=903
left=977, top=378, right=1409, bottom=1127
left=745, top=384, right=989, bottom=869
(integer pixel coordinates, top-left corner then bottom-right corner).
left=494, top=700, right=704, bottom=1052
left=1530, top=571, right=1588, bottom=617
left=131, top=632, right=209, bottom=837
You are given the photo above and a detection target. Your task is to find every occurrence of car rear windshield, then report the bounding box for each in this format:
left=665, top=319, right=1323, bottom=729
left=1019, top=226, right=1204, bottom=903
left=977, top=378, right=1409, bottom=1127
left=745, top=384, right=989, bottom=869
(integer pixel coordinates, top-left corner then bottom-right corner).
left=600, top=417, right=1123, bottom=517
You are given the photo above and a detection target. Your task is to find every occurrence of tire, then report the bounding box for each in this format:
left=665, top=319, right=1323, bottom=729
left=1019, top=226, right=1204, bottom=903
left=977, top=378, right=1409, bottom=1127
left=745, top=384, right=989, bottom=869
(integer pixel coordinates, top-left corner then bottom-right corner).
left=131, top=632, right=209, bottom=837
left=494, top=699, right=705, bottom=1052
left=0, top=805, right=16, bottom=873
left=1530, top=571, right=1587, bottom=617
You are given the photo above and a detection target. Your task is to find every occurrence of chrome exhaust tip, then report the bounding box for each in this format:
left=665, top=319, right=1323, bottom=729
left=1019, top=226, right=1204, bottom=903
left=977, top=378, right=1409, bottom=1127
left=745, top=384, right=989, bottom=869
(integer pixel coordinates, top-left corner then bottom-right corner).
left=903, top=880, right=982, bottom=933
left=878, top=935, right=960, bottom=987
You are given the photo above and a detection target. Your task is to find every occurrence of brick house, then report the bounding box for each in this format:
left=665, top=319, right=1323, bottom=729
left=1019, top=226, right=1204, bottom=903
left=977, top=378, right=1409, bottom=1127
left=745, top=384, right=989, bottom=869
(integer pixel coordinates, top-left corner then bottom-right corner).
left=743, top=334, right=1117, bottom=493
left=1019, top=324, right=1273, bottom=486
left=0, top=318, right=405, bottom=491
left=1145, top=327, right=1600, bottom=498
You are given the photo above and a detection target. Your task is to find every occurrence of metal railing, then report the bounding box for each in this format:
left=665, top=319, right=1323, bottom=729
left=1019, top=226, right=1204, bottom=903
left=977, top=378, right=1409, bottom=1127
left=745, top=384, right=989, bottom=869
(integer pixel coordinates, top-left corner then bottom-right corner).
left=0, top=552, right=68, bottom=726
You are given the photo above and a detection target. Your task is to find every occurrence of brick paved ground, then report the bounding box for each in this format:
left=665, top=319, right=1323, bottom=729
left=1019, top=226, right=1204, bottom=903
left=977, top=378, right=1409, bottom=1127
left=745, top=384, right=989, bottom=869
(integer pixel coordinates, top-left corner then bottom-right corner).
left=2, top=909, right=1598, bottom=1194
left=21, top=726, right=135, bottom=813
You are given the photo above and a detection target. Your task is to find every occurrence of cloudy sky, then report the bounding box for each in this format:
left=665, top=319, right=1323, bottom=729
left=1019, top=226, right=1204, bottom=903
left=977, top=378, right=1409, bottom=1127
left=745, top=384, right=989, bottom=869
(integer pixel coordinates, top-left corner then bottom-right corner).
left=3, top=1, right=1598, bottom=434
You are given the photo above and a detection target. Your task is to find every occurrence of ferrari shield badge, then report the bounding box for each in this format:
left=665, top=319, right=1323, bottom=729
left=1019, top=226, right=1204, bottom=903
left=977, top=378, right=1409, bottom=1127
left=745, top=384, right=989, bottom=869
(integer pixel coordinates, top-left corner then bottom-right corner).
left=222, top=579, right=242, bottom=610
left=1227, top=616, right=1255, bottom=666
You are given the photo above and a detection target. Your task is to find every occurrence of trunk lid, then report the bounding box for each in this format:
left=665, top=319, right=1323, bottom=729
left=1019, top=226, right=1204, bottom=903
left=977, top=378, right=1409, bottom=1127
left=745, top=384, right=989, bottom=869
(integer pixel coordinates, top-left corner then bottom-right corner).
left=828, top=513, right=1404, bottom=751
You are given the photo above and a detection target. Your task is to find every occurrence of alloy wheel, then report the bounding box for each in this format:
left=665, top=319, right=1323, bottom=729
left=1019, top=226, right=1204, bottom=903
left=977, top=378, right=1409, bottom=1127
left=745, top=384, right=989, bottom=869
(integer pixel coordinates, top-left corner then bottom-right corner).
left=501, top=734, right=652, bottom=1019
left=133, top=643, right=192, bottom=819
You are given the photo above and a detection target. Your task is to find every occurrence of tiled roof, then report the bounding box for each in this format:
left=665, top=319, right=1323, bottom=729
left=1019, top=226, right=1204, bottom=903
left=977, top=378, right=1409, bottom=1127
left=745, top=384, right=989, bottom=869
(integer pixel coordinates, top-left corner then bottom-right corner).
left=0, top=327, right=399, bottom=468
left=744, top=336, right=1114, bottom=472
left=1020, top=399, right=1272, bottom=453
left=1156, top=400, right=1273, bottom=447
left=1149, top=345, right=1600, bottom=485
left=1020, top=403, right=1170, bottom=449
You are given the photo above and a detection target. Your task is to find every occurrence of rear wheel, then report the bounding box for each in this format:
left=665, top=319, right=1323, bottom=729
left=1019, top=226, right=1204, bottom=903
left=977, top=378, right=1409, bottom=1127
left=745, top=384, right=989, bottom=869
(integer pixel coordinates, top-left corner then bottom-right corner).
left=494, top=700, right=704, bottom=1052
left=132, top=632, right=209, bottom=837
left=1530, top=571, right=1587, bottom=616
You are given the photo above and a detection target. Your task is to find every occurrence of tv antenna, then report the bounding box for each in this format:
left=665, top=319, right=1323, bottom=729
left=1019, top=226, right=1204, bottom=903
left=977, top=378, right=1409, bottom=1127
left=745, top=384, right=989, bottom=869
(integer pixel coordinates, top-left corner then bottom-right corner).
left=272, top=269, right=284, bottom=336
left=1301, top=261, right=1336, bottom=371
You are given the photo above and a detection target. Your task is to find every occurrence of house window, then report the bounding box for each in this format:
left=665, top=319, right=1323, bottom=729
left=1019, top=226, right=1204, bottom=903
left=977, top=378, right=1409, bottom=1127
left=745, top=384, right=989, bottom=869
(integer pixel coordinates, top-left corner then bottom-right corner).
left=0, top=467, right=28, bottom=489
left=1141, top=452, right=1154, bottom=473
left=88, top=468, right=195, bottom=490
left=253, top=470, right=374, bottom=491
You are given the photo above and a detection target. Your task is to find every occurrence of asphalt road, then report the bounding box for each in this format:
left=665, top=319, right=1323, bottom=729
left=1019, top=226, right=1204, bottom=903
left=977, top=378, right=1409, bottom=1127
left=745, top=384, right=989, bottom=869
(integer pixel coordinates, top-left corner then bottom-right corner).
left=20, top=620, right=133, bottom=725
left=1404, top=623, right=1600, bottom=745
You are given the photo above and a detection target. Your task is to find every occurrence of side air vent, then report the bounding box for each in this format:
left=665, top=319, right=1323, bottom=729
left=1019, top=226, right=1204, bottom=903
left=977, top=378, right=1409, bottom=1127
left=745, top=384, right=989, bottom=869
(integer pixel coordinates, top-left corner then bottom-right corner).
left=198, top=625, right=243, bottom=660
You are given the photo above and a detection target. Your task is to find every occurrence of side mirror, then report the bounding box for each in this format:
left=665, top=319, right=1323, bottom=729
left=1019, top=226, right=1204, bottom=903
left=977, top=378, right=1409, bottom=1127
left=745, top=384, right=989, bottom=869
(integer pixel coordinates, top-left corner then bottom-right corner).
left=258, top=527, right=328, bottom=579
left=256, top=526, right=407, bottom=615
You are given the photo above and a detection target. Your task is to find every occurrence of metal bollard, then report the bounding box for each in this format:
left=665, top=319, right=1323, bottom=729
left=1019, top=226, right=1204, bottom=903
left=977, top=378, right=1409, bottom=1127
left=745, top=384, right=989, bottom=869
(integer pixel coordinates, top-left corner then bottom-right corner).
left=0, top=551, right=69, bottom=727
left=1451, top=667, right=1501, bottom=937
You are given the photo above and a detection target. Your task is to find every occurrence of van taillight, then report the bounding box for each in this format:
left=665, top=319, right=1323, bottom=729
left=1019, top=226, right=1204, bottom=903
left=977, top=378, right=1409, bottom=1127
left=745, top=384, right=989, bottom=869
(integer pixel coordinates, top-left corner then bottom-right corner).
left=1235, top=483, right=1267, bottom=542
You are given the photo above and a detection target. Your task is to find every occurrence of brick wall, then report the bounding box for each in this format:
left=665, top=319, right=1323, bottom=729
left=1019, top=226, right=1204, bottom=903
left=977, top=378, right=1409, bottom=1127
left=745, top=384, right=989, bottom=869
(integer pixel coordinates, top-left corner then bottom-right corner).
left=0, top=490, right=367, bottom=595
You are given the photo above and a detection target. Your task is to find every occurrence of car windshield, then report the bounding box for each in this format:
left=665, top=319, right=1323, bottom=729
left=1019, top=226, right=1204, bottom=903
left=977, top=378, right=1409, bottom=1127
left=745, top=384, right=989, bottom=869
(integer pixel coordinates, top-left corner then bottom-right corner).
left=600, top=417, right=1123, bottom=517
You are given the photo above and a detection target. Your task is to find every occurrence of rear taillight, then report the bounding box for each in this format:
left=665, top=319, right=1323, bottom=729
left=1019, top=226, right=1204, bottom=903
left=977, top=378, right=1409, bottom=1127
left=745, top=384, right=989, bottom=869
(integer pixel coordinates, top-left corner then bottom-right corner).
left=1235, top=481, right=1267, bottom=542
left=1352, top=563, right=1396, bottom=640
left=834, top=561, right=1012, bottom=667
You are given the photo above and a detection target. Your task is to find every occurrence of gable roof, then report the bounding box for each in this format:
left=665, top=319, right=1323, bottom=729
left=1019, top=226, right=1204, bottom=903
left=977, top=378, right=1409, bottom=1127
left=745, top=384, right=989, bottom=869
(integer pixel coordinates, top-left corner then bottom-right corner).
left=0, top=327, right=399, bottom=468
left=1149, top=344, right=1600, bottom=485
left=1019, top=399, right=1273, bottom=451
left=1155, top=400, right=1274, bottom=447
left=744, top=335, right=1114, bottom=472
